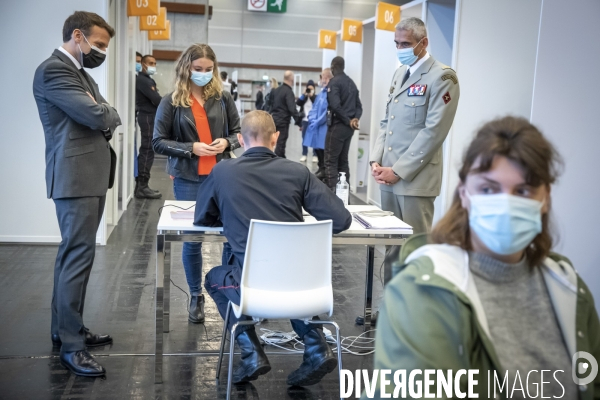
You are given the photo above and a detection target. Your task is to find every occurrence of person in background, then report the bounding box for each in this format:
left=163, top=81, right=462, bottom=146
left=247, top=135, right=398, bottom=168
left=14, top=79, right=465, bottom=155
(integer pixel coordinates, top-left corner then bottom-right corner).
left=33, top=10, right=120, bottom=377
left=220, top=70, right=231, bottom=93
left=305, top=69, right=333, bottom=179
left=325, top=56, right=362, bottom=191
left=261, top=77, right=279, bottom=112
left=135, top=54, right=162, bottom=199
left=270, top=71, right=303, bottom=158
left=370, top=17, right=460, bottom=296
left=135, top=51, right=142, bottom=74
left=254, top=84, right=264, bottom=110
left=153, top=43, right=240, bottom=324
left=365, top=116, right=600, bottom=399
left=296, top=80, right=316, bottom=163
left=195, top=110, right=352, bottom=386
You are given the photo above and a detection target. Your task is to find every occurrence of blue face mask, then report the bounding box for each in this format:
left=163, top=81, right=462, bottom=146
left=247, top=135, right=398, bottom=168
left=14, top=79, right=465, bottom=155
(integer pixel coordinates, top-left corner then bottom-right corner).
left=136, top=62, right=142, bottom=73
left=191, top=71, right=213, bottom=87
left=466, top=191, right=544, bottom=255
left=396, top=38, right=425, bottom=66
left=147, top=66, right=156, bottom=75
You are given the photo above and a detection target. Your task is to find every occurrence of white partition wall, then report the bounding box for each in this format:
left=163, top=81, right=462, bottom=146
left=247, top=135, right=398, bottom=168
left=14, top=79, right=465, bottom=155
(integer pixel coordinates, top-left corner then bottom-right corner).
left=322, top=49, right=337, bottom=70
left=343, top=41, right=363, bottom=193
left=530, top=0, right=600, bottom=308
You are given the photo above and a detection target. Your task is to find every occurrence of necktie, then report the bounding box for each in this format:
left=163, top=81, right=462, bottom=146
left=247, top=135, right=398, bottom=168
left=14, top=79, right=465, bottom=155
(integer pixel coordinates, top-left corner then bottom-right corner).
left=401, top=68, right=411, bottom=86
left=79, top=68, right=95, bottom=99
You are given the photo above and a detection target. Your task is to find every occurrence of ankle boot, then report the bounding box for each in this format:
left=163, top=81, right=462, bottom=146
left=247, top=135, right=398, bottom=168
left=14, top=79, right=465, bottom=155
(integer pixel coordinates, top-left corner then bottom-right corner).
left=286, top=328, right=337, bottom=386
left=188, top=294, right=205, bottom=323
left=232, top=329, right=271, bottom=383
left=135, top=177, right=162, bottom=199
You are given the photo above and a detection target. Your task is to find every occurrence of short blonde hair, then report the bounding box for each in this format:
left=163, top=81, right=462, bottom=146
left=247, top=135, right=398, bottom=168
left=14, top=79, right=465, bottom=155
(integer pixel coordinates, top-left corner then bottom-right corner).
left=241, top=111, right=276, bottom=144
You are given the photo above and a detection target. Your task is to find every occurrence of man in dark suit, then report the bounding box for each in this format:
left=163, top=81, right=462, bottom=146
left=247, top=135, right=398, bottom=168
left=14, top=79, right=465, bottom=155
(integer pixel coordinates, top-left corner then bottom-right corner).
left=270, top=70, right=303, bottom=158
left=195, top=111, right=352, bottom=386
left=33, top=11, right=121, bottom=377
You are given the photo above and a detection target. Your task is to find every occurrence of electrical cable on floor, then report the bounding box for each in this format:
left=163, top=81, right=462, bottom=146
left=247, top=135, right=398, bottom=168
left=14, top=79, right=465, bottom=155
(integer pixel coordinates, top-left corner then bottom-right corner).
left=170, top=278, right=211, bottom=342
left=158, top=203, right=195, bottom=216
left=259, top=328, right=376, bottom=356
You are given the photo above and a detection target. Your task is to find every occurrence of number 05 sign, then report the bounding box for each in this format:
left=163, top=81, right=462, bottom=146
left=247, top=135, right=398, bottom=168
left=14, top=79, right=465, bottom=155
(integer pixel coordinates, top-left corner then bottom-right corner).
left=127, top=0, right=160, bottom=17
left=140, top=6, right=167, bottom=31
left=341, top=19, right=363, bottom=43
left=376, top=2, right=401, bottom=32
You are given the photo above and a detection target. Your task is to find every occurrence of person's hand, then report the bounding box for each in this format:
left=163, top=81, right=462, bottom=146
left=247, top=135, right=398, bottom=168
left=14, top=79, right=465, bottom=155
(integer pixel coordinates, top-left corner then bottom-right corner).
left=86, top=92, right=97, bottom=104
left=350, top=118, right=359, bottom=130
left=373, top=166, right=400, bottom=186
left=192, top=142, right=220, bottom=157
left=209, top=138, right=229, bottom=154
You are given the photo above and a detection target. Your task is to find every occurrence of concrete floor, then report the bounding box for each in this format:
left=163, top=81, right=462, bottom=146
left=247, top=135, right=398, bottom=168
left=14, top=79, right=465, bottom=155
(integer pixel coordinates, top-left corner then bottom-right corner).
left=0, top=131, right=385, bottom=399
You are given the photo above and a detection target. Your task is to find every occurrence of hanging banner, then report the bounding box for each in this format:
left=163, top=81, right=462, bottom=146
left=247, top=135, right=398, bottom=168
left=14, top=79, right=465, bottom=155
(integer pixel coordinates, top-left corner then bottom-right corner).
left=127, top=0, right=161, bottom=17
left=376, top=2, right=401, bottom=31
left=148, top=20, right=171, bottom=40
left=139, top=6, right=167, bottom=31
left=341, top=19, right=363, bottom=43
left=318, top=30, right=337, bottom=50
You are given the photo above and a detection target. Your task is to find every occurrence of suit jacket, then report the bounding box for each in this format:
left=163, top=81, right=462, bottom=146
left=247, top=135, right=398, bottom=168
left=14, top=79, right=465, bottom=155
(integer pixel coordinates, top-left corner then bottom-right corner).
left=371, top=56, right=460, bottom=197
left=33, top=49, right=121, bottom=199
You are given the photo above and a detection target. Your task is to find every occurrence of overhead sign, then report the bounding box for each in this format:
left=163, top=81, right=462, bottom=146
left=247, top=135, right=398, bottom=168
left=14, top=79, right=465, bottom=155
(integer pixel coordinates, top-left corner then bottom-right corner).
left=148, top=20, right=171, bottom=40
left=139, top=6, right=167, bottom=31
left=247, top=0, right=286, bottom=13
left=127, top=0, right=161, bottom=17
left=376, top=2, right=401, bottom=31
left=341, top=19, right=363, bottom=43
left=318, top=30, right=337, bottom=50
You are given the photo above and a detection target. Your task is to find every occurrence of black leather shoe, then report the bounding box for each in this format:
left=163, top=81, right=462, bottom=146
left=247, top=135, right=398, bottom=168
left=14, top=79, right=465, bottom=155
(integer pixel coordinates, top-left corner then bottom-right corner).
left=60, top=350, right=106, bottom=377
left=188, top=294, right=205, bottom=324
left=287, top=328, right=337, bottom=386
left=51, top=329, right=112, bottom=348
left=135, top=182, right=162, bottom=199
left=315, top=168, right=325, bottom=180
left=233, top=329, right=271, bottom=383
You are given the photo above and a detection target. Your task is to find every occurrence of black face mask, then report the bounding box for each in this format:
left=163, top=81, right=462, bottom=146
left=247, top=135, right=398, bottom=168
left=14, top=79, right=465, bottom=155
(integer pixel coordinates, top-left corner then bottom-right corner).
left=78, top=32, right=106, bottom=69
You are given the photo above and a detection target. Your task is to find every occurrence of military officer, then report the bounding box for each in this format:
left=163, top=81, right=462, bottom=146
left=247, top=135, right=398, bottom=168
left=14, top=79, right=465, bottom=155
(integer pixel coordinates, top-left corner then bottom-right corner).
left=370, top=17, right=460, bottom=285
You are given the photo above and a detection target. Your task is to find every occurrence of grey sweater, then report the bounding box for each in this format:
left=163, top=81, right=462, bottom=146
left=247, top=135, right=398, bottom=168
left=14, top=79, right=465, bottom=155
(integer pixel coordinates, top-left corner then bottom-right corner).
left=469, top=252, right=577, bottom=399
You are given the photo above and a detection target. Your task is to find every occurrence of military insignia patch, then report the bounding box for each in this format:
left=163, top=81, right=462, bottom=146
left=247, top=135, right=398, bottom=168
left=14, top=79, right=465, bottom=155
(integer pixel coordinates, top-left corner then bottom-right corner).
left=441, top=74, right=458, bottom=84
left=443, top=91, right=451, bottom=104
left=407, top=84, right=427, bottom=96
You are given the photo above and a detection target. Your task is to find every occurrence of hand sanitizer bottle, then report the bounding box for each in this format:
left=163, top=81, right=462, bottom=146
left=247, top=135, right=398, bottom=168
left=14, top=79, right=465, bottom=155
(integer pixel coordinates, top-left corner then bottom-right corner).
left=336, top=172, right=349, bottom=206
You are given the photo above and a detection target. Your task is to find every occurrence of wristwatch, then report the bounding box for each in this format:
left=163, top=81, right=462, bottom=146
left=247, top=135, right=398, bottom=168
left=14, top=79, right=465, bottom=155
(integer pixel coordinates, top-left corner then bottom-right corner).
left=393, top=171, right=400, bottom=178
left=369, top=161, right=377, bottom=166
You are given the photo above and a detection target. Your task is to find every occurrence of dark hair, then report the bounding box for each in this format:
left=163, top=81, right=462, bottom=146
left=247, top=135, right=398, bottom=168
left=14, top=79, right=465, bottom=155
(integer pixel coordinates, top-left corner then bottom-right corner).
left=136, top=51, right=143, bottom=58
left=431, top=116, right=562, bottom=267
left=62, top=11, right=115, bottom=43
left=142, top=54, right=155, bottom=63
left=220, top=71, right=228, bottom=80
left=331, top=56, right=345, bottom=72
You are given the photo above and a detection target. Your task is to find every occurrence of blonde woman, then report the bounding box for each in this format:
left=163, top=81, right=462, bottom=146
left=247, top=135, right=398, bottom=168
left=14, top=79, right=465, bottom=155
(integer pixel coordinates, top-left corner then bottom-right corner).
left=153, top=44, right=240, bottom=324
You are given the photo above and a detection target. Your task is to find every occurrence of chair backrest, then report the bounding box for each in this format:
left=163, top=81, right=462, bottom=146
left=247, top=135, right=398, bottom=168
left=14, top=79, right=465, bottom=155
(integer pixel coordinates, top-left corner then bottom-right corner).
left=236, top=219, right=333, bottom=320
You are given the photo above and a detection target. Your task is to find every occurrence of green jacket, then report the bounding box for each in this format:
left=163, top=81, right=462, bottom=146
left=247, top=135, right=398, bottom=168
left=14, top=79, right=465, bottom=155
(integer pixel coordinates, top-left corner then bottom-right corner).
left=363, top=235, right=600, bottom=399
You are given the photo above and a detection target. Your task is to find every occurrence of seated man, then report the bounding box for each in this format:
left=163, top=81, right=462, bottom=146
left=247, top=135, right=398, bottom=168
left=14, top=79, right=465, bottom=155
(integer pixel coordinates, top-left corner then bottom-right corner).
left=194, top=110, right=352, bottom=386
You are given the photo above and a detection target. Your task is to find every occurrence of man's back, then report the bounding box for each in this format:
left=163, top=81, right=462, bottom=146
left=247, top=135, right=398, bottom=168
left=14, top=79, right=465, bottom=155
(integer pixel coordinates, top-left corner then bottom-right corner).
left=270, top=83, right=296, bottom=126
left=327, top=72, right=362, bottom=126
left=194, top=146, right=352, bottom=262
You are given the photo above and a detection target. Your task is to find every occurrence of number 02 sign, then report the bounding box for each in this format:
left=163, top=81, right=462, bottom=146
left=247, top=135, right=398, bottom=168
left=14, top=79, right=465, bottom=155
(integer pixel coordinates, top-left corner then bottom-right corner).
left=318, top=30, right=337, bottom=50
left=140, top=6, right=167, bottom=31
left=341, top=19, right=363, bottom=43
left=376, top=2, right=401, bottom=32
left=127, top=0, right=160, bottom=17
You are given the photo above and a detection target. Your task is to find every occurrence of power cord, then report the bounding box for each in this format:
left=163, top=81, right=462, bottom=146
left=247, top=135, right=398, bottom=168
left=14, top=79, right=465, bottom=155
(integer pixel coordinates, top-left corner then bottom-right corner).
left=158, top=204, right=195, bottom=216
left=259, top=328, right=376, bottom=356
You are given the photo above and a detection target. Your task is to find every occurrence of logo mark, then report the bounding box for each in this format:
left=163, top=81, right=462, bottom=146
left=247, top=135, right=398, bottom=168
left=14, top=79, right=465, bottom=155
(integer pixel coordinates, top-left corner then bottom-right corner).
left=572, top=351, right=598, bottom=386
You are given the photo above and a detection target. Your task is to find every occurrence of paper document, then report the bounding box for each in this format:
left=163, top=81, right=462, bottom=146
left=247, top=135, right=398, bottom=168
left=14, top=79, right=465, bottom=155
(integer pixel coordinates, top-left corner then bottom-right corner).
left=353, top=212, right=412, bottom=230
left=170, top=210, right=195, bottom=220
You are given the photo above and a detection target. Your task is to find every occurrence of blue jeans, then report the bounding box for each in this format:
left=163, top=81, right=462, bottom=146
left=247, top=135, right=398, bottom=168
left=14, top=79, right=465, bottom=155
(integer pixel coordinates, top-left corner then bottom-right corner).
left=173, top=176, right=232, bottom=296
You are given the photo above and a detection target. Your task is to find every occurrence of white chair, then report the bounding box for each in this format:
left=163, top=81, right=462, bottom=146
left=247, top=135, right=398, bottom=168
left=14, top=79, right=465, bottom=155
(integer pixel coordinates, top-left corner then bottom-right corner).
left=215, top=219, right=343, bottom=400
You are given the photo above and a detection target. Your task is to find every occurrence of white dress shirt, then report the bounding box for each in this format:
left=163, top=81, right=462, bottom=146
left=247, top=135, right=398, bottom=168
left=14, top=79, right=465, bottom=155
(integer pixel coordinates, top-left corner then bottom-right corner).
left=409, top=51, right=430, bottom=75
left=58, top=46, right=82, bottom=70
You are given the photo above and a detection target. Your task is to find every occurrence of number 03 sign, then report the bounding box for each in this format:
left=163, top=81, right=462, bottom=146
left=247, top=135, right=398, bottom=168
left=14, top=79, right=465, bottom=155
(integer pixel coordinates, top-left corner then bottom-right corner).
left=140, top=6, right=167, bottom=31
left=341, top=19, right=363, bottom=43
left=376, top=2, right=401, bottom=32
left=127, top=0, right=160, bottom=17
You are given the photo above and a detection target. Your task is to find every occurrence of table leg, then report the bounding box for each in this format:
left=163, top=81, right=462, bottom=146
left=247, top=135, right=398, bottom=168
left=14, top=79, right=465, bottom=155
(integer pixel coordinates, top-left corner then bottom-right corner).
left=155, top=234, right=165, bottom=384
left=363, top=245, right=375, bottom=330
left=163, top=241, right=171, bottom=333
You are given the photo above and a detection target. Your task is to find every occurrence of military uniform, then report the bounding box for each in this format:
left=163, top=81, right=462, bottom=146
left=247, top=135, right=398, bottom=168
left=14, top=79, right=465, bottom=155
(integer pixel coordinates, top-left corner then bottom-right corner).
left=371, top=54, right=459, bottom=283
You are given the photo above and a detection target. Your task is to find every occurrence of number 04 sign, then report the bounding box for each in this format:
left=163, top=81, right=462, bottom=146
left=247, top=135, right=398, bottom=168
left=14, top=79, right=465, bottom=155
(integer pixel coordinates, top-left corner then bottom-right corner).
left=140, top=6, right=167, bottom=31
left=318, top=30, right=337, bottom=50
left=127, top=0, right=160, bottom=17
left=376, top=2, right=401, bottom=32
left=341, top=19, right=363, bottom=43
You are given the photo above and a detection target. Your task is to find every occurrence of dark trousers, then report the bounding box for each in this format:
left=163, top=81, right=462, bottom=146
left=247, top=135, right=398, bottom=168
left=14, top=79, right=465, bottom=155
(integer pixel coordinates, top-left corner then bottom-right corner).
left=315, top=149, right=325, bottom=170
left=324, top=122, right=354, bottom=190
left=275, top=123, right=290, bottom=158
left=137, top=112, right=156, bottom=180
left=52, top=195, right=106, bottom=352
left=301, top=120, right=309, bottom=156
left=204, top=259, right=315, bottom=339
